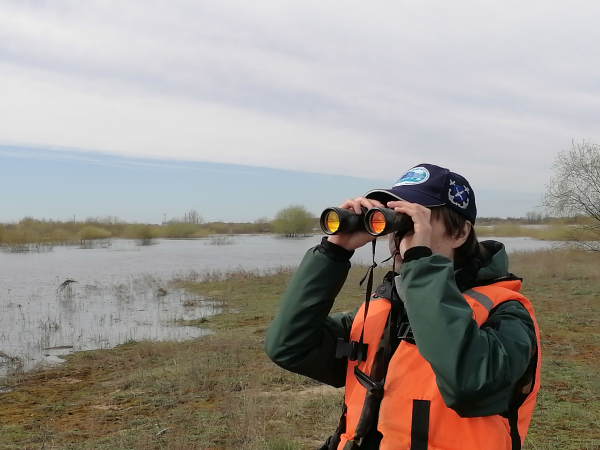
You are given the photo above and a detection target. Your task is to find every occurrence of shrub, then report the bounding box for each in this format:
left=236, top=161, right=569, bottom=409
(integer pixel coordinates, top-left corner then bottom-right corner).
left=162, top=222, right=201, bottom=238
left=79, top=226, right=112, bottom=249
left=123, top=224, right=156, bottom=245
left=271, top=205, right=316, bottom=237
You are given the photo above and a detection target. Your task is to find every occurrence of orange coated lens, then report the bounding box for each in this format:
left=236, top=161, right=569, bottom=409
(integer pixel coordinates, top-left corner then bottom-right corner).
left=325, top=211, right=340, bottom=233
left=369, top=211, right=386, bottom=235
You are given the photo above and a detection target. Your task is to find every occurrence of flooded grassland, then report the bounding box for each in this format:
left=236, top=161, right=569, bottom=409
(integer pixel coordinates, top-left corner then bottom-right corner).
left=0, top=236, right=588, bottom=450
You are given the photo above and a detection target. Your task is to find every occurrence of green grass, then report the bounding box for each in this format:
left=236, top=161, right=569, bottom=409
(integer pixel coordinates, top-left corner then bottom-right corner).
left=0, top=250, right=599, bottom=449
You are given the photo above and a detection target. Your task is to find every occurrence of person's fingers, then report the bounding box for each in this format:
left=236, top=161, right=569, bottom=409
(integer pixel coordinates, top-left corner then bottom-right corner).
left=387, top=201, right=431, bottom=225
left=339, top=197, right=385, bottom=214
left=386, top=201, right=433, bottom=250
left=338, top=199, right=363, bottom=214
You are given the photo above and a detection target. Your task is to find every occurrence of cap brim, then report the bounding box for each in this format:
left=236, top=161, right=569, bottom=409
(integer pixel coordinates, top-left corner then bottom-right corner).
left=364, top=188, right=445, bottom=208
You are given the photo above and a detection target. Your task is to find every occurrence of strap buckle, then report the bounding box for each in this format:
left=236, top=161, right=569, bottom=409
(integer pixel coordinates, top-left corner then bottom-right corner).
left=336, top=338, right=369, bottom=361
left=354, top=366, right=384, bottom=399
left=397, top=322, right=416, bottom=345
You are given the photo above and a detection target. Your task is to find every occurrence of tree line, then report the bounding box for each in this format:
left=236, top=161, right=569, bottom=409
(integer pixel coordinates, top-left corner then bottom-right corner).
left=0, top=206, right=319, bottom=251
left=2, top=140, right=599, bottom=250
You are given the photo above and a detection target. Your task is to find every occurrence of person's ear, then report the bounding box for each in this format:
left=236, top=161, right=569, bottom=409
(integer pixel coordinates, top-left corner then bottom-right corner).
left=452, top=221, right=472, bottom=249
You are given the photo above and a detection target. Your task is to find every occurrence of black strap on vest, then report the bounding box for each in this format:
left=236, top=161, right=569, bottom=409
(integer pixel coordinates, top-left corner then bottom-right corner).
left=506, top=409, right=520, bottom=450
left=330, top=275, right=400, bottom=449
left=335, top=339, right=369, bottom=362
left=335, top=240, right=397, bottom=363
left=410, top=400, right=431, bottom=450
left=355, top=240, right=379, bottom=363
left=343, top=243, right=401, bottom=448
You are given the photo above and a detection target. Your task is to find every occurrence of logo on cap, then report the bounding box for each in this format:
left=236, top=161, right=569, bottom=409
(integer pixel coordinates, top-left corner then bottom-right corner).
left=394, top=167, right=430, bottom=186
left=448, top=179, right=470, bottom=209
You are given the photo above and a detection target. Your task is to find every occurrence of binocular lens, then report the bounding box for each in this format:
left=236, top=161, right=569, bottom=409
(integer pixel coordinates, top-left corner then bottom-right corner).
left=324, top=210, right=340, bottom=233
left=319, top=206, right=411, bottom=237
left=368, top=211, right=386, bottom=235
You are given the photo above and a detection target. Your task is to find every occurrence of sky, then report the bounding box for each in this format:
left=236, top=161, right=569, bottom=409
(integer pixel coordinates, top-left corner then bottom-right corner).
left=1, top=0, right=599, bottom=223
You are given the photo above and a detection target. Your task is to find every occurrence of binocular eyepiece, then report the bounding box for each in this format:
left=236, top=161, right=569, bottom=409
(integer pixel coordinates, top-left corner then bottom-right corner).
left=320, top=207, right=414, bottom=237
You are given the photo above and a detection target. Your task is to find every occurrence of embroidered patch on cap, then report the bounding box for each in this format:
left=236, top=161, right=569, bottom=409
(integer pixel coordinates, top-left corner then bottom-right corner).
left=393, top=167, right=430, bottom=186
left=448, top=179, right=470, bottom=209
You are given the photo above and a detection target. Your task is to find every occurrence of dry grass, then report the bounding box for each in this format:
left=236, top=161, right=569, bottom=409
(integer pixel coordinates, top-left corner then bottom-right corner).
left=476, top=224, right=600, bottom=241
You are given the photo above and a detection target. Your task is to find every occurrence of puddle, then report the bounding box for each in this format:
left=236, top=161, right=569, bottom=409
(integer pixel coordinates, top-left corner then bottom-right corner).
left=0, top=276, right=220, bottom=376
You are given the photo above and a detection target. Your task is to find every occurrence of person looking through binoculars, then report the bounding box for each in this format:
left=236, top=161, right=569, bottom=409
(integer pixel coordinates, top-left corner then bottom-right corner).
left=265, top=163, right=540, bottom=450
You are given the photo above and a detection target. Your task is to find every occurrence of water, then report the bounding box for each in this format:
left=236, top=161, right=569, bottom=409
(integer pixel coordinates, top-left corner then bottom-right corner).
left=0, top=235, right=556, bottom=374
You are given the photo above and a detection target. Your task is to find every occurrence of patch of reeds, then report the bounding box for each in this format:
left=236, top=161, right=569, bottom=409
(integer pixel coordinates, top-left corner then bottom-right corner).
left=79, top=225, right=112, bottom=249
left=173, top=265, right=295, bottom=284
left=0, top=227, right=55, bottom=253
left=122, top=224, right=157, bottom=246
left=206, top=235, right=236, bottom=245
left=0, top=351, right=23, bottom=377
left=56, top=279, right=77, bottom=301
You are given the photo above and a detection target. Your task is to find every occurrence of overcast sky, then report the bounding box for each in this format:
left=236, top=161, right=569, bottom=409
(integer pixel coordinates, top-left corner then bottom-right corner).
left=1, top=0, right=599, bottom=221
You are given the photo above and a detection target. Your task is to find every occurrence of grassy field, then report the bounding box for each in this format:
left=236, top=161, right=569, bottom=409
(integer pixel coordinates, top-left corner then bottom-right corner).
left=476, top=224, right=600, bottom=242
left=0, top=250, right=599, bottom=449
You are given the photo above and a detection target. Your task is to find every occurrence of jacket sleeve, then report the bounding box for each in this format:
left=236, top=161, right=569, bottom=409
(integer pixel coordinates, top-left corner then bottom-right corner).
left=264, top=245, right=357, bottom=388
left=399, top=254, right=537, bottom=417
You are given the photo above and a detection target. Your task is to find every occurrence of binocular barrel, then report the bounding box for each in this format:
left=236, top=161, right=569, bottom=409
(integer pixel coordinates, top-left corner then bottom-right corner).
left=320, top=207, right=413, bottom=237
left=320, top=207, right=365, bottom=235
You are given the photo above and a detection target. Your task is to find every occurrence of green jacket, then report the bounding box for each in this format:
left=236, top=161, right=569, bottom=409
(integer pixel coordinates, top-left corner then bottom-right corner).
left=265, top=239, right=537, bottom=421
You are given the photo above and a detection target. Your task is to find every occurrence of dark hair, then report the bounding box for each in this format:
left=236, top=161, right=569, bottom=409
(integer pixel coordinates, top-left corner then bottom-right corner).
left=430, top=206, right=483, bottom=269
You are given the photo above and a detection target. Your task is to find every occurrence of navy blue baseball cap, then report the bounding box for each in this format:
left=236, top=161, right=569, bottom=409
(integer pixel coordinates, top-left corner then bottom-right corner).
left=364, top=163, right=477, bottom=224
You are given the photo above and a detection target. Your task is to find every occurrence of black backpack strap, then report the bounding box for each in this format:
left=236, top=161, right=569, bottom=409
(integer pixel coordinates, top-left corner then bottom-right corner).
left=331, top=243, right=406, bottom=449
left=505, top=408, right=521, bottom=450
left=502, top=338, right=539, bottom=450
left=347, top=298, right=405, bottom=448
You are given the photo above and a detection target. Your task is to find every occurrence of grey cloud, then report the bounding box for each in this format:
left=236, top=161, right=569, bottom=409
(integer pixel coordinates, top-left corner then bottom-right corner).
left=0, top=0, right=599, bottom=199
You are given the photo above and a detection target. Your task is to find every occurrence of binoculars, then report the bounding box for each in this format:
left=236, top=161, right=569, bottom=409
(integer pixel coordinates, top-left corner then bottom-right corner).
left=320, top=207, right=414, bottom=237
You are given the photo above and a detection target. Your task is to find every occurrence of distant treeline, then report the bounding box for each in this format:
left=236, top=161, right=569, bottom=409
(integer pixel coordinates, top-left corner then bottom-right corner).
left=0, top=215, right=276, bottom=251
left=1, top=210, right=597, bottom=252
left=477, top=214, right=592, bottom=226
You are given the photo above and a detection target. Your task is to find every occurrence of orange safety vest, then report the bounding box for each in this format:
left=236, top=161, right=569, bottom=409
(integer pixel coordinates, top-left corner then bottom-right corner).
left=338, top=279, right=541, bottom=450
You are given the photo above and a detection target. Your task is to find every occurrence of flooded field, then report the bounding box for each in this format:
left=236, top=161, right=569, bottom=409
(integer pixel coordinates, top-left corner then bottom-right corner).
left=0, top=235, right=556, bottom=375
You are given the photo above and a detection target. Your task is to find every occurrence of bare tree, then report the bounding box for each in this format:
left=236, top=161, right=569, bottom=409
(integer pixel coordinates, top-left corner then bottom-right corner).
left=542, top=141, right=600, bottom=250
left=524, top=211, right=543, bottom=223
left=186, top=209, right=204, bottom=225
left=254, top=216, right=271, bottom=233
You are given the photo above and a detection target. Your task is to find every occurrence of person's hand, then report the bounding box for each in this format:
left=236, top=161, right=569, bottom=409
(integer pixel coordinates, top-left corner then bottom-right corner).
left=327, top=197, right=384, bottom=251
left=386, top=200, right=432, bottom=254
